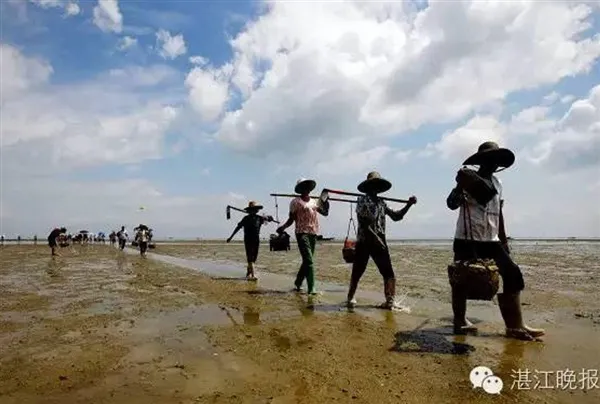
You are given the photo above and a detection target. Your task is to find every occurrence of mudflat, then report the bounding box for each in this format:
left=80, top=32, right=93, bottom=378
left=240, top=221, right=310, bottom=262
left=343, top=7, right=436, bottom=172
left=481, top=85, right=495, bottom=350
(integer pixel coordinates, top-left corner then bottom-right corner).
left=0, top=242, right=599, bottom=404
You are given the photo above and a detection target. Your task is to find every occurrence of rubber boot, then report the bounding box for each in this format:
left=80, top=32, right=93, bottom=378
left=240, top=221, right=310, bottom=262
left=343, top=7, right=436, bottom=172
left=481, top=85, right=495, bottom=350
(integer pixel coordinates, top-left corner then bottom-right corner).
left=452, top=287, right=478, bottom=335
left=379, top=278, right=397, bottom=309
left=497, top=293, right=545, bottom=341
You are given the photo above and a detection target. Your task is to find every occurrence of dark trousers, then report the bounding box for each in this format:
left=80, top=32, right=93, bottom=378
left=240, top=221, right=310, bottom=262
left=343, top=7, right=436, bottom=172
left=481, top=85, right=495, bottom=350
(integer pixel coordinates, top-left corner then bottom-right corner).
left=119, top=239, right=126, bottom=250
left=244, top=238, right=260, bottom=263
left=295, top=233, right=317, bottom=293
left=350, top=235, right=395, bottom=283
left=453, top=239, right=524, bottom=293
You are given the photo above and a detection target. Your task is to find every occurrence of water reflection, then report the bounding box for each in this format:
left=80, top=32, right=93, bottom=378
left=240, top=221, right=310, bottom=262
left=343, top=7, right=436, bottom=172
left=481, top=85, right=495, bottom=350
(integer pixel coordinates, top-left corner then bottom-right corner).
left=243, top=306, right=261, bottom=325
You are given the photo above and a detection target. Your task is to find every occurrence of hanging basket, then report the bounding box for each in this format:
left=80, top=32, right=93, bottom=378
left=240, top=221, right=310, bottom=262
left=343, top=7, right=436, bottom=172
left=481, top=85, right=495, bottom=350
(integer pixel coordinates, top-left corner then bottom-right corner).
left=447, top=259, right=500, bottom=301
left=342, top=238, right=356, bottom=263
left=270, top=232, right=290, bottom=251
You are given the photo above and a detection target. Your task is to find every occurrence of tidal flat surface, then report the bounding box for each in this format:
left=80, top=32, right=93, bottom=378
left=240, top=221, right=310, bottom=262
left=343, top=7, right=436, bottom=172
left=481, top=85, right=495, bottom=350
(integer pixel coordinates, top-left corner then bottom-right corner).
left=0, top=242, right=598, bottom=404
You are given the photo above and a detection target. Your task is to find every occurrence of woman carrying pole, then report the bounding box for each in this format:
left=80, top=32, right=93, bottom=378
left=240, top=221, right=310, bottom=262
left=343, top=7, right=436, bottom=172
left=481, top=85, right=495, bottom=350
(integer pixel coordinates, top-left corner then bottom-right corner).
left=346, top=172, right=417, bottom=310
left=277, top=178, right=330, bottom=295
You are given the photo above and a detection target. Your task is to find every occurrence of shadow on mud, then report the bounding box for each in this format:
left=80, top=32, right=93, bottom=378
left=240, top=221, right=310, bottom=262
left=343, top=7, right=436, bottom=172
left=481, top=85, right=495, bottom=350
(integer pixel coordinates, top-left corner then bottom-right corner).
left=390, top=328, right=476, bottom=355
left=246, top=289, right=294, bottom=296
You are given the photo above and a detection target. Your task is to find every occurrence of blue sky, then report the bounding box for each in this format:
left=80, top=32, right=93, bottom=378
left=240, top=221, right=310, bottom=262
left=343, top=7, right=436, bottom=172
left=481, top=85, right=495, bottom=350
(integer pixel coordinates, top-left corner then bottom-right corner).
left=1, top=0, right=599, bottom=239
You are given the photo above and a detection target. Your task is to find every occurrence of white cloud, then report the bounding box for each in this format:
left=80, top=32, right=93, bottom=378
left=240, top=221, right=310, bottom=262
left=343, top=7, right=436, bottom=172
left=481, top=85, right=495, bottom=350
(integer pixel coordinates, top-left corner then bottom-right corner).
left=395, top=150, right=413, bottom=163
left=117, top=36, right=137, bottom=51
left=156, top=29, right=187, bottom=59
left=189, top=55, right=208, bottom=66
left=198, top=0, right=600, bottom=161
left=428, top=115, right=507, bottom=161
left=93, top=0, right=123, bottom=33
left=508, top=106, right=555, bottom=136
left=524, top=85, right=600, bottom=171
left=1, top=44, right=181, bottom=168
left=64, top=2, right=79, bottom=16
left=432, top=84, right=600, bottom=173
left=201, top=168, right=211, bottom=176
left=542, top=91, right=560, bottom=105
left=185, top=65, right=230, bottom=122
left=561, top=94, right=576, bottom=104
left=0, top=43, right=53, bottom=103
left=28, top=0, right=80, bottom=16
left=314, top=145, right=392, bottom=177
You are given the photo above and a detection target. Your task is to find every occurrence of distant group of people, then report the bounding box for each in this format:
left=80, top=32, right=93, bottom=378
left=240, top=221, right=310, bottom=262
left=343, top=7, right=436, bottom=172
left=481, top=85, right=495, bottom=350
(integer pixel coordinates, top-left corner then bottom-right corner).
left=46, top=224, right=154, bottom=257
left=225, top=141, right=545, bottom=341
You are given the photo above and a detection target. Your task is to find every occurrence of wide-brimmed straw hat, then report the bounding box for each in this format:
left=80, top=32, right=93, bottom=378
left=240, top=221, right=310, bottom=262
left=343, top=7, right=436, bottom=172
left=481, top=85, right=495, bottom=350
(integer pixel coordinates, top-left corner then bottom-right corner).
left=463, top=141, right=515, bottom=168
left=244, top=200, right=264, bottom=212
left=294, top=178, right=317, bottom=194
left=357, top=171, right=392, bottom=194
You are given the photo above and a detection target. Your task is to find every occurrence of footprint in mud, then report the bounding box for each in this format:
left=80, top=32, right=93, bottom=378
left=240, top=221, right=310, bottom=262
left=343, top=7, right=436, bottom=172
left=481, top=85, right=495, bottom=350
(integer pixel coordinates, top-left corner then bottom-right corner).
left=390, top=330, right=475, bottom=355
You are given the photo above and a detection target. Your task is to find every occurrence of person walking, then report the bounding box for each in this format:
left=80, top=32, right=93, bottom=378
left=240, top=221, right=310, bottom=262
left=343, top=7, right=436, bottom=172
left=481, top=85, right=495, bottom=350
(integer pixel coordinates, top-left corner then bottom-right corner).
left=117, top=226, right=128, bottom=250
left=447, top=141, right=545, bottom=340
left=227, top=201, right=275, bottom=280
left=346, top=172, right=417, bottom=310
left=277, top=179, right=329, bottom=295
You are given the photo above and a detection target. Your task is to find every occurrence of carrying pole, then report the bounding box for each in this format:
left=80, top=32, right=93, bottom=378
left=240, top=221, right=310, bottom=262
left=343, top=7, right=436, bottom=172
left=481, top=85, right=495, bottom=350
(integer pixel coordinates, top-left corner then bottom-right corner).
left=226, top=205, right=280, bottom=224
left=323, top=188, right=410, bottom=204
left=269, top=193, right=356, bottom=204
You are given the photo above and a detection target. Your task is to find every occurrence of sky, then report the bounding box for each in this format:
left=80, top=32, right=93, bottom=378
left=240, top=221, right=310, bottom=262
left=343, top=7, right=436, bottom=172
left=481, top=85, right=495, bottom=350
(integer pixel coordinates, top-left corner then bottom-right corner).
left=1, top=0, right=599, bottom=240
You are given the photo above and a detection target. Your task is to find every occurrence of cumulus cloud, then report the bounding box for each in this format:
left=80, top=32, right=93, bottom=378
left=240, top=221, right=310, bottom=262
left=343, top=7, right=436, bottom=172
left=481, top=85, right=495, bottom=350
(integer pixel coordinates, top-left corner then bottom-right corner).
left=185, top=65, right=230, bottom=122
left=156, top=29, right=187, bottom=59
left=428, top=84, right=600, bottom=172
left=1, top=44, right=182, bottom=168
left=117, top=36, right=137, bottom=51
left=189, top=55, right=208, bottom=66
left=428, top=115, right=508, bottom=161
left=0, top=43, right=53, bottom=103
left=524, top=85, right=600, bottom=171
left=93, top=0, right=123, bottom=33
left=187, top=0, right=600, bottom=162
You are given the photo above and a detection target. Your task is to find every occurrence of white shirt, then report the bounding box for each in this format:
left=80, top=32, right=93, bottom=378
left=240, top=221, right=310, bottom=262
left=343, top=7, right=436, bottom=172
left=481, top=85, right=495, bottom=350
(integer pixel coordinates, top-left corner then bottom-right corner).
left=118, top=229, right=128, bottom=240
left=454, top=175, right=502, bottom=242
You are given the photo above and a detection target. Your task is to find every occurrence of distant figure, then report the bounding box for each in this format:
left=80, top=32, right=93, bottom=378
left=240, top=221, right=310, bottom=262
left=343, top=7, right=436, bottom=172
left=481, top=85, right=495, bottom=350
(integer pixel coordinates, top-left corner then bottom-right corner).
left=33, top=235, right=38, bottom=245
left=109, top=231, right=117, bottom=246
left=48, top=227, right=67, bottom=256
left=0, top=235, right=4, bottom=245
left=227, top=201, right=275, bottom=280
left=276, top=178, right=329, bottom=295
left=135, top=227, right=150, bottom=257
left=117, top=226, right=128, bottom=250
left=17, top=235, right=21, bottom=244
left=447, top=141, right=544, bottom=340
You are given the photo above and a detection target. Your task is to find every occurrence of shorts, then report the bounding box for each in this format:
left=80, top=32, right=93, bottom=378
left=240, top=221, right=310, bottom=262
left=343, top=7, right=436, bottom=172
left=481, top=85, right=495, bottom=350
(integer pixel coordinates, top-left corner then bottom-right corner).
left=244, top=238, right=260, bottom=263
left=453, top=239, right=524, bottom=293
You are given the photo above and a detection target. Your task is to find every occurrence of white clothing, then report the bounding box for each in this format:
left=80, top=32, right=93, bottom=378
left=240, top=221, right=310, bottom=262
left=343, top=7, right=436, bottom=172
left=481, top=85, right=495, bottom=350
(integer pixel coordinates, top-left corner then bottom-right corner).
left=454, top=175, right=502, bottom=242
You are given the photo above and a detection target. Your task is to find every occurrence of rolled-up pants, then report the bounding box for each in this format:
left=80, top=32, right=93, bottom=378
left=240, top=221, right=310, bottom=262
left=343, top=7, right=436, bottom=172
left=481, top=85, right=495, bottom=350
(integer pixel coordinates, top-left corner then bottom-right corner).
left=350, top=235, right=395, bottom=283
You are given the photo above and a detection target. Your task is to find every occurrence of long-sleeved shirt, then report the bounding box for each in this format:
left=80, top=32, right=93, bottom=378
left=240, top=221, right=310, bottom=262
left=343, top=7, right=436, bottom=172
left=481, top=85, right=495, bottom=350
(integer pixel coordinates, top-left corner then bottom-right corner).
left=355, top=195, right=404, bottom=242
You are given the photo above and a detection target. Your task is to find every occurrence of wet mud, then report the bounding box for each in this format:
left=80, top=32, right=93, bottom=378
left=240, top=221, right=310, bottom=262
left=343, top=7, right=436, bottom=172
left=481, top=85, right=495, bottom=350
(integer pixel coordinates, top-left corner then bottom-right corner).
left=0, top=243, right=599, bottom=404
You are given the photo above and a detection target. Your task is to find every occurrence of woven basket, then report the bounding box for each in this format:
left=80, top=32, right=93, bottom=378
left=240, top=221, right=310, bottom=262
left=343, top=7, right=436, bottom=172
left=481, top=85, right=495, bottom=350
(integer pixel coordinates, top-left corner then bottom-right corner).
left=447, top=259, right=500, bottom=301
left=342, top=239, right=356, bottom=263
